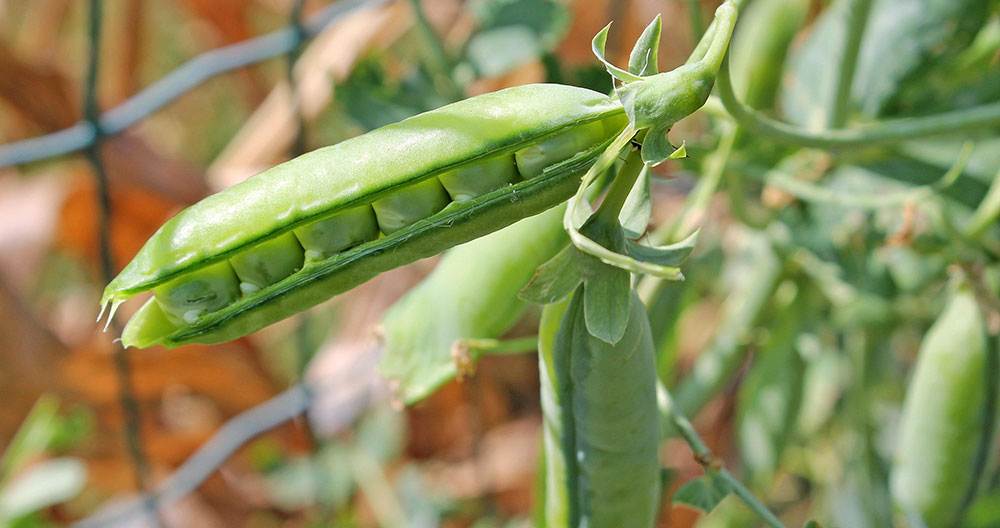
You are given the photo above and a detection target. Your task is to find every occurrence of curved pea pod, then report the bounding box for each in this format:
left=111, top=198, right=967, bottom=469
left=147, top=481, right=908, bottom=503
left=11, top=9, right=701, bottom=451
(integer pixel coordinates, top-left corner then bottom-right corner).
left=890, top=281, right=994, bottom=528
left=379, top=204, right=568, bottom=405
left=553, top=286, right=660, bottom=527
left=103, top=84, right=627, bottom=348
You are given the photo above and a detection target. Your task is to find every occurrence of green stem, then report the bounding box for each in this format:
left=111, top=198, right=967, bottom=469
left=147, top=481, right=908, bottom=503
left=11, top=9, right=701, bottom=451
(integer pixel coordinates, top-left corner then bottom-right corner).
left=967, top=168, right=1000, bottom=240
left=458, top=336, right=540, bottom=357
left=829, top=0, right=873, bottom=128
left=686, top=0, right=705, bottom=48
left=653, top=128, right=732, bottom=245
left=596, top=148, right=643, bottom=224
left=659, top=384, right=789, bottom=528
left=687, top=0, right=747, bottom=64
left=716, top=51, right=1000, bottom=149
left=407, top=0, right=460, bottom=100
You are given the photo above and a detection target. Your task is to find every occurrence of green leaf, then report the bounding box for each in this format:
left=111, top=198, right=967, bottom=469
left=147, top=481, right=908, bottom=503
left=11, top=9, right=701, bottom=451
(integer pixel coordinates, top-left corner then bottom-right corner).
left=640, top=124, right=688, bottom=166
left=672, top=474, right=733, bottom=513
left=591, top=23, right=643, bottom=83
left=628, top=16, right=661, bottom=76
left=472, top=0, right=570, bottom=49
left=519, top=244, right=583, bottom=304
left=852, top=0, right=989, bottom=116
left=782, top=0, right=989, bottom=125
left=619, top=162, right=651, bottom=238
left=579, top=218, right=631, bottom=344
left=582, top=260, right=631, bottom=344
left=625, top=229, right=699, bottom=268
left=466, top=27, right=541, bottom=78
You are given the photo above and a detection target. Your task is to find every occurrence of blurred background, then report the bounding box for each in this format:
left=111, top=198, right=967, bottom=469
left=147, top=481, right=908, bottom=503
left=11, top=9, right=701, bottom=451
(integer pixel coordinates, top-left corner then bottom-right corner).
left=1, top=0, right=999, bottom=526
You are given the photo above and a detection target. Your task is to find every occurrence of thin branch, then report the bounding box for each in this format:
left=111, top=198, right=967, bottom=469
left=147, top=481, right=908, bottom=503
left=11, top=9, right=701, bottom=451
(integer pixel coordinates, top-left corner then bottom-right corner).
left=829, top=0, right=872, bottom=128
left=84, top=0, right=157, bottom=522
left=658, top=384, right=788, bottom=528
left=716, top=51, right=1000, bottom=149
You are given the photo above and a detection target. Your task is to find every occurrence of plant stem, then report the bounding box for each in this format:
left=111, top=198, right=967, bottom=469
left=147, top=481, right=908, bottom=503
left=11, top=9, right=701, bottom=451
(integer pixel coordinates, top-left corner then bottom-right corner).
left=829, top=0, right=873, bottom=128
left=658, top=384, right=789, bottom=528
left=85, top=1, right=157, bottom=521
left=457, top=336, right=540, bottom=357
left=407, top=0, right=460, bottom=101
left=686, top=0, right=705, bottom=48
left=967, top=168, right=1000, bottom=240
left=596, top=147, right=643, bottom=224
left=716, top=52, right=1000, bottom=149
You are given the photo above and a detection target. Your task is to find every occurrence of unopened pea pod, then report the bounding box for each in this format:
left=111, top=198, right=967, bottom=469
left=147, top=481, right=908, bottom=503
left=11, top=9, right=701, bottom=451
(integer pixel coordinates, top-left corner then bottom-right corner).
left=101, top=84, right=628, bottom=348
left=539, top=297, right=571, bottom=527
left=890, top=281, right=993, bottom=528
left=379, top=204, right=568, bottom=405
left=551, top=286, right=660, bottom=528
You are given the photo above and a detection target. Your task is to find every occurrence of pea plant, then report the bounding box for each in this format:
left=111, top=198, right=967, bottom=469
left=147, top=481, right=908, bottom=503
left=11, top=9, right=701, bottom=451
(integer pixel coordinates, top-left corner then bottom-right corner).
left=99, top=0, right=1000, bottom=525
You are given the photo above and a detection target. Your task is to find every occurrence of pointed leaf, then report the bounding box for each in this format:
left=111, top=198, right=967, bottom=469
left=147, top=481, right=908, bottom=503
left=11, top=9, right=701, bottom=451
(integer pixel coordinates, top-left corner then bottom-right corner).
left=579, top=217, right=631, bottom=344
left=583, top=261, right=631, bottom=344
left=519, top=244, right=584, bottom=304
left=592, top=23, right=643, bottom=83
left=672, top=474, right=732, bottom=513
left=619, top=162, right=652, bottom=238
left=628, top=15, right=662, bottom=76
left=640, top=124, right=681, bottom=166
left=626, top=229, right=699, bottom=267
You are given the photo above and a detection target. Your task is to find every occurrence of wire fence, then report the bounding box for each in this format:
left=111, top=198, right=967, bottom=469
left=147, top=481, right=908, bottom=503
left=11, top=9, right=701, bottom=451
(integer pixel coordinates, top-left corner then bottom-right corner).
left=0, top=0, right=390, bottom=525
left=0, top=0, right=389, bottom=167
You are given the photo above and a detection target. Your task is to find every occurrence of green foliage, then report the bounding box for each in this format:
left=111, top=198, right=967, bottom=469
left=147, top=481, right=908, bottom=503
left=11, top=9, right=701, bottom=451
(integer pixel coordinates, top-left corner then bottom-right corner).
left=673, top=475, right=733, bottom=514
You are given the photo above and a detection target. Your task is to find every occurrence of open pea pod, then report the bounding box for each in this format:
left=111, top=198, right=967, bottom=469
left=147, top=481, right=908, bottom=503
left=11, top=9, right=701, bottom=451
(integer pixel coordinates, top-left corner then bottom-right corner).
left=102, top=84, right=627, bottom=348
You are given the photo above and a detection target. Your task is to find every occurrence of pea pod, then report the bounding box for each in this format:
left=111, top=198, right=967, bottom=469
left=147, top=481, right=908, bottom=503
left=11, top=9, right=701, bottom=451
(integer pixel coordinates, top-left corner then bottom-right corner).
left=549, top=286, right=660, bottom=527
left=890, top=280, right=994, bottom=528
left=102, top=84, right=627, bottom=348
left=379, top=204, right=568, bottom=405
left=539, top=297, right=572, bottom=527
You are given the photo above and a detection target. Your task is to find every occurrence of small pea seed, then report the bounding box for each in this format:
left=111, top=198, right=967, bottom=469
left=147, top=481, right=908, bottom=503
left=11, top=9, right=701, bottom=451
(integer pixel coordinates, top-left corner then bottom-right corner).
left=438, top=155, right=520, bottom=201
left=372, top=177, right=451, bottom=234
left=515, top=120, right=608, bottom=179
left=152, top=261, right=241, bottom=326
left=229, top=232, right=305, bottom=291
left=293, top=205, right=380, bottom=262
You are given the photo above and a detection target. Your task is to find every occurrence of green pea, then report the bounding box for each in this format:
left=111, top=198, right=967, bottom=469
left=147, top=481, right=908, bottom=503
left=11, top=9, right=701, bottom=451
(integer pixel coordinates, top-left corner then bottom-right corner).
left=152, top=261, right=240, bottom=326
left=293, top=205, right=379, bottom=262
left=437, top=154, right=520, bottom=201
left=515, top=120, right=609, bottom=179
left=890, top=281, right=990, bottom=528
left=371, top=177, right=451, bottom=234
left=229, top=232, right=304, bottom=293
